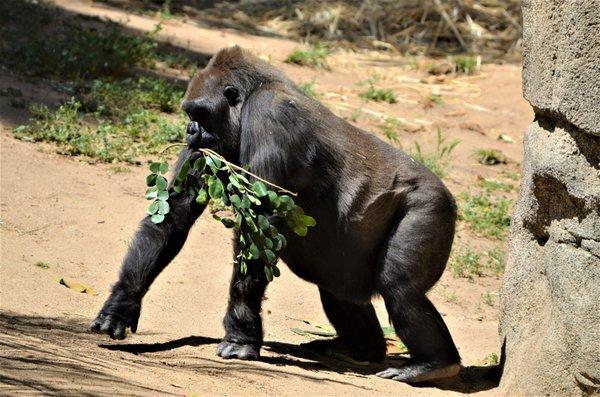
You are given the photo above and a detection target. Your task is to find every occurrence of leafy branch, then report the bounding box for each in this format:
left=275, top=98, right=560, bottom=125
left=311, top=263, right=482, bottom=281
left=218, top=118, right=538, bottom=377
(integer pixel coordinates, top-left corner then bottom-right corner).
left=145, top=146, right=315, bottom=281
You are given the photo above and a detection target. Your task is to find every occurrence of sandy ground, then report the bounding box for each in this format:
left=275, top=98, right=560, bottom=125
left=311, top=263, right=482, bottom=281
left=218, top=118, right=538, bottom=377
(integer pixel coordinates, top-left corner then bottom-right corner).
left=1, top=1, right=532, bottom=395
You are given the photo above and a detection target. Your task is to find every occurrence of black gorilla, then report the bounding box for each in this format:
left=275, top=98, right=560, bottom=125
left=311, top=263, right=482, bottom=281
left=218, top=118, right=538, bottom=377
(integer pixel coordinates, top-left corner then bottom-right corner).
left=91, top=46, right=461, bottom=383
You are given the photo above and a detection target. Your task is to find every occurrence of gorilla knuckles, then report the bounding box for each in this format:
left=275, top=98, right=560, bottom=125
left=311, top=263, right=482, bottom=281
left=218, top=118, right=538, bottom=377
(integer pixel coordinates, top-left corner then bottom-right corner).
left=92, top=46, right=461, bottom=383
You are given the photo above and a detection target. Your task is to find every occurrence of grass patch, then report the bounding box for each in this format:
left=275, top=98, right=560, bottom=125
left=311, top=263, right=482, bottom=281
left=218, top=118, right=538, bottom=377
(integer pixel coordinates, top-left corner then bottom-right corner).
left=458, top=192, right=512, bottom=239
left=380, top=117, right=402, bottom=145
left=448, top=244, right=482, bottom=279
left=485, top=246, right=506, bottom=275
left=284, top=43, right=332, bottom=69
left=34, top=261, right=50, bottom=269
left=483, top=352, right=500, bottom=366
left=475, top=148, right=508, bottom=165
left=481, top=291, right=495, bottom=306
left=0, top=0, right=159, bottom=79
left=477, top=177, right=515, bottom=193
left=2, top=0, right=196, bottom=164
left=359, top=76, right=397, bottom=104
left=450, top=55, right=479, bottom=75
left=411, top=130, right=460, bottom=179
left=297, top=79, right=320, bottom=99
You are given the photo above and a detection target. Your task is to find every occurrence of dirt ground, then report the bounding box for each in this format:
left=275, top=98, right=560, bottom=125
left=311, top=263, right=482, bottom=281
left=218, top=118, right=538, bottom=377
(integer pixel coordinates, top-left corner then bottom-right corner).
left=0, top=1, right=533, bottom=395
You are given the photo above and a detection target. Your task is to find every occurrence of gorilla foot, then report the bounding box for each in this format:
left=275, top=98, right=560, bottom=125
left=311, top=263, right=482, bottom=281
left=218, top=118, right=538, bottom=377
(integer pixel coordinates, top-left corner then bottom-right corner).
left=376, top=360, right=460, bottom=383
left=216, top=341, right=259, bottom=360
left=301, top=337, right=385, bottom=362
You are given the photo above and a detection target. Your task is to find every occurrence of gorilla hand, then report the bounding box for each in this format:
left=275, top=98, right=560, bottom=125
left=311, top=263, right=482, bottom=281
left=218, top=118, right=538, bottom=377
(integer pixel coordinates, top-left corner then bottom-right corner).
left=90, top=287, right=141, bottom=340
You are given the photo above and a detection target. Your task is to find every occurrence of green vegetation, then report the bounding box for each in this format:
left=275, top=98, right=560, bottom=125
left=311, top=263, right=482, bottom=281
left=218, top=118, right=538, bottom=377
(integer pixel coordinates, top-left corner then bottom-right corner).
left=478, top=177, right=515, bottom=193
left=145, top=151, right=315, bottom=281
left=481, top=291, right=495, bottom=306
left=34, top=261, right=50, bottom=269
left=483, top=352, right=500, bottom=366
left=448, top=244, right=482, bottom=279
left=284, top=43, right=332, bottom=69
left=297, top=79, right=320, bottom=99
left=380, top=117, right=403, bottom=145
left=359, top=77, right=397, bottom=104
left=475, top=148, right=508, bottom=165
left=2, top=0, right=195, bottom=164
left=0, top=0, right=159, bottom=79
left=450, top=55, right=479, bottom=75
left=485, top=246, right=506, bottom=275
left=411, top=130, right=460, bottom=179
left=458, top=191, right=512, bottom=239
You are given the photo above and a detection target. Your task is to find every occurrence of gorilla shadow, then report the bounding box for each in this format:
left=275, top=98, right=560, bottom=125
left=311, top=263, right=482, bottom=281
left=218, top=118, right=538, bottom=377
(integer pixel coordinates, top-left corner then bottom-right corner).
left=100, top=333, right=501, bottom=393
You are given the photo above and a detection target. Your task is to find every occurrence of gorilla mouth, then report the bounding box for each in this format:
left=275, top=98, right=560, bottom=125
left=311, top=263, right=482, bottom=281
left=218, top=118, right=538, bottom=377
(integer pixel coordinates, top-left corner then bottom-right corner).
left=186, top=121, right=216, bottom=150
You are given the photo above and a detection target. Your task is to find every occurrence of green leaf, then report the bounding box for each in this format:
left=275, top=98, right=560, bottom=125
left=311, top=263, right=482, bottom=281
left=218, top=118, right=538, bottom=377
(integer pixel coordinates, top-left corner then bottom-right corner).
left=206, top=155, right=222, bottom=170
left=293, top=225, right=308, bottom=237
left=193, top=157, right=206, bottom=171
left=229, top=194, right=241, bottom=208
left=277, top=233, right=287, bottom=249
left=208, top=177, right=224, bottom=199
left=146, top=173, right=157, bottom=187
left=240, top=260, right=248, bottom=275
left=157, top=200, right=170, bottom=215
left=151, top=213, right=165, bottom=223
left=252, top=181, right=268, bottom=197
left=145, top=187, right=158, bottom=200
left=267, top=191, right=280, bottom=208
left=241, top=195, right=251, bottom=209
left=147, top=201, right=159, bottom=215
left=179, top=158, right=191, bottom=178
left=156, top=176, right=168, bottom=190
left=229, top=175, right=242, bottom=190
left=299, top=214, right=316, bottom=227
left=264, top=249, right=276, bottom=264
left=173, top=185, right=183, bottom=194
left=196, top=188, right=208, bottom=204
left=279, top=195, right=295, bottom=211
left=157, top=189, right=169, bottom=201
left=264, top=237, right=273, bottom=250
left=149, top=162, right=161, bottom=174
left=221, top=218, right=236, bottom=228
left=272, top=265, right=281, bottom=277
left=159, top=161, right=168, bottom=174
left=264, top=265, right=273, bottom=282
left=248, top=195, right=262, bottom=205
left=257, top=215, right=270, bottom=230
left=249, top=243, right=260, bottom=259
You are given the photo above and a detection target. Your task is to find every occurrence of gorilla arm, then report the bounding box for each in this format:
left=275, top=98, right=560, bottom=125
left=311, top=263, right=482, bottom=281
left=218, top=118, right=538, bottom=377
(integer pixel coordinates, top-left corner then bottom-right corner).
left=91, top=148, right=206, bottom=339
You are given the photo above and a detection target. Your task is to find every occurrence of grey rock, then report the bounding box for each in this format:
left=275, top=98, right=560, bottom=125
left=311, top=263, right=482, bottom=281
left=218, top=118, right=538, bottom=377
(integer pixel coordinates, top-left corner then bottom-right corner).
left=521, top=0, right=600, bottom=136
left=500, top=120, right=600, bottom=395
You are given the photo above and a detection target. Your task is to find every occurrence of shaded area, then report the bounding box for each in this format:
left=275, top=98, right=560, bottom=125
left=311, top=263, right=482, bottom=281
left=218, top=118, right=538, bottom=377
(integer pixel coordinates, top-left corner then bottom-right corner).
left=95, top=0, right=522, bottom=59
left=0, top=312, right=174, bottom=396
left=101, top=327, right=500, bottom=393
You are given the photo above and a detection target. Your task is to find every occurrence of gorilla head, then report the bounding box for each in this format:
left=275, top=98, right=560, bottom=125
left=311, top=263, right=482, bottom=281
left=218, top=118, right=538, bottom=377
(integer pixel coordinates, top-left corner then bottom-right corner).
left=181, top=46, right=291, bottom=161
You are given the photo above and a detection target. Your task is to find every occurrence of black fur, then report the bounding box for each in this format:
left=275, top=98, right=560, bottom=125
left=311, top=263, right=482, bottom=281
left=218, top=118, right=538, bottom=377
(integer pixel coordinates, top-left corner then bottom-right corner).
left=92, top=46, right=461, bottom=383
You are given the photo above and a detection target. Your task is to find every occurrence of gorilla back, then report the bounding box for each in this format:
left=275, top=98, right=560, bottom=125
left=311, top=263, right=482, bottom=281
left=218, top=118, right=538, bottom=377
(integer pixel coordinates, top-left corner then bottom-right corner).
left=91, top=46, right=461, bottom=384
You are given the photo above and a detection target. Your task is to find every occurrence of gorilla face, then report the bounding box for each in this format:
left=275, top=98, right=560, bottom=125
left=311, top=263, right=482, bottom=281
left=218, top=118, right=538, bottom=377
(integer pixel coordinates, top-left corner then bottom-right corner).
left=181, top=67, right=243, bottom=159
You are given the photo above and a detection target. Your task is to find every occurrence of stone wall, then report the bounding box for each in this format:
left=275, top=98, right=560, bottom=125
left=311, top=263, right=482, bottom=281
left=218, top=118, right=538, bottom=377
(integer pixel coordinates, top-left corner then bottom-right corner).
left=499, top=0, right=600, bottom=395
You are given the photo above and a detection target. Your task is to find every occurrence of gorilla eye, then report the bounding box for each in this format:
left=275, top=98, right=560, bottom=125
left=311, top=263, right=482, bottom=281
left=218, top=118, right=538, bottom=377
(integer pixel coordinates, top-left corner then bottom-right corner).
left=223, top=86, right=240, bottom=106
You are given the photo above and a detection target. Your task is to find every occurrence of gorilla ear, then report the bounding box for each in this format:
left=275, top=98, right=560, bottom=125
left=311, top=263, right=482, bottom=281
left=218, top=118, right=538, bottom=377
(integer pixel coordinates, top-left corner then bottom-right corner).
left=223, top=86, right=240, bottom=106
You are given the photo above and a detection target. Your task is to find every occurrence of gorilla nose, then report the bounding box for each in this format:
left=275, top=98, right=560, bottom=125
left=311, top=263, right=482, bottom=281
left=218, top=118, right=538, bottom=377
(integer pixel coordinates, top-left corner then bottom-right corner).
left=182, top=99, right=210, bottom=122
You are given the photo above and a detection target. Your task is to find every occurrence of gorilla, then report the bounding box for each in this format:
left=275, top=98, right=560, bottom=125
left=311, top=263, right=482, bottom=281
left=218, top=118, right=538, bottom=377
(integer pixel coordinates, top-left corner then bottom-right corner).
left=91, top=46, right=461, bottom=383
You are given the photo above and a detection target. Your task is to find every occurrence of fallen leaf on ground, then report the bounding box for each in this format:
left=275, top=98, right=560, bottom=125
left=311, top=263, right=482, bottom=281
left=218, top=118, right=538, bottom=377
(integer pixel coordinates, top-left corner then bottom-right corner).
left=55, top=277, right=96, bottom=295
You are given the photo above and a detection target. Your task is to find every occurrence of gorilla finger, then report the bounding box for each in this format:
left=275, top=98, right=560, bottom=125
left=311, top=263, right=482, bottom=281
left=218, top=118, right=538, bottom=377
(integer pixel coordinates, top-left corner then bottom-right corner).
left=112, top=323, right=126, bottom=340
left=236, top=345, right=259, bottom=360
left=130, top=316, right=139, bottom=333
left=90, top=317, right=104, bottom=333
left=220, top=344, right=237, bottom=358
left=376, top=368, right=401, bottom=379
left=99, top=315, right=115, bottom=334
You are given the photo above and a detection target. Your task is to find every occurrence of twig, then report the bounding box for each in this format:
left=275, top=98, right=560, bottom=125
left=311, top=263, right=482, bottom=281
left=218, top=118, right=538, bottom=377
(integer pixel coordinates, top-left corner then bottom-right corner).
left=159, top=143, right=297, bottom=196
left=433, top=0, right=467, bottom=50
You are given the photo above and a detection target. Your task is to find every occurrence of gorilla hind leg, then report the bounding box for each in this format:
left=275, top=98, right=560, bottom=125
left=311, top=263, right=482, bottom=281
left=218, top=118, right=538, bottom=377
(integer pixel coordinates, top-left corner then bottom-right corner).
left=376, top=206, right=461, bottom=383
left=304, top=288, right=386, bottom=362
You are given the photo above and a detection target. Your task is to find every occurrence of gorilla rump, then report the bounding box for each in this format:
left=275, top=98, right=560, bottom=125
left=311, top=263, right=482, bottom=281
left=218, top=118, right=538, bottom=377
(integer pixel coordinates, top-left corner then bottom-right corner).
left=91, top=46, right=461, bottom=383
